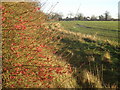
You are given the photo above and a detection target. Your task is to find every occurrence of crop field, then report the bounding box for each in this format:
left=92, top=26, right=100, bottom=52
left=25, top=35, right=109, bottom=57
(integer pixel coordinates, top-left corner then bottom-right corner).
left=60, top=21, right=119, bottom=42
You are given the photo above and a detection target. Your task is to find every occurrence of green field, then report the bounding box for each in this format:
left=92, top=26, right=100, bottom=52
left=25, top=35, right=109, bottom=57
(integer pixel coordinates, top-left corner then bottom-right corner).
left=59, top=21, right=119, bottom=42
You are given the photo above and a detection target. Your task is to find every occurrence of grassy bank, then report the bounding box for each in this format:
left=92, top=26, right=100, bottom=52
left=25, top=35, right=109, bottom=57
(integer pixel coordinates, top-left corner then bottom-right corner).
left=50, top=22, right=120, bottom=88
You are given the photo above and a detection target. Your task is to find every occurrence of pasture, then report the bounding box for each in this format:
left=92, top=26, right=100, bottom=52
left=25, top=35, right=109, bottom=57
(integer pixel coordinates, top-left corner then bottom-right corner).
left=60, top=21, right=119, bottom=42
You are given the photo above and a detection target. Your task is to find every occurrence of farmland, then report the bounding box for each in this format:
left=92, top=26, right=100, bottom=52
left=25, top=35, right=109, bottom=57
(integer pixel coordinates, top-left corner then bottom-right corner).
left=59, top=21, right=119, bottom=42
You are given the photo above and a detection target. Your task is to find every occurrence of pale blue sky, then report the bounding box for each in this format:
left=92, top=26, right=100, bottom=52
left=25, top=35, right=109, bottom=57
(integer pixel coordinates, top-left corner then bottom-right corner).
left=40, top=0, right=119, bottom=18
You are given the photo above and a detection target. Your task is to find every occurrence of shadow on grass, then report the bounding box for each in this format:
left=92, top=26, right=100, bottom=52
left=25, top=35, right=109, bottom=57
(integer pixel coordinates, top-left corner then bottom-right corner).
left=56, top=37, right=119, bottom=88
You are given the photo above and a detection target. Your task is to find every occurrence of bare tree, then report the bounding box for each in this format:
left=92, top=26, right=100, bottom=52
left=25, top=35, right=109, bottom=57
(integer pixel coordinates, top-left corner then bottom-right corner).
left=48, top=12, right=63, bottom=21
left=104, top=11, right=111, bottom=21
left=68, top=12, right=74, bottom=18
left=99, top=15, right=105, bottom=21
left=76, top=13, right=84, bottom=20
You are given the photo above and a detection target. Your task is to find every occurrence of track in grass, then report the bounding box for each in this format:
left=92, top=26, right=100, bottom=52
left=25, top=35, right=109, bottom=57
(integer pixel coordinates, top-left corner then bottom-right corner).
left=59, top=21, right=118, bottom=42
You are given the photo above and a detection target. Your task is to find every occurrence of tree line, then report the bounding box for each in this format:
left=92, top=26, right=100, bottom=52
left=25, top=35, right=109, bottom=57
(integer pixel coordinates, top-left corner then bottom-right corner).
left=48, top=11, right=118, bottom=21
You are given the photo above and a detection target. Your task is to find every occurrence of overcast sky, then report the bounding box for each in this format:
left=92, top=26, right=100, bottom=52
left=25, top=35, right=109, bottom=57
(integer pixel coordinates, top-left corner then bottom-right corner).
left=40, top=0, right=119, bottom=18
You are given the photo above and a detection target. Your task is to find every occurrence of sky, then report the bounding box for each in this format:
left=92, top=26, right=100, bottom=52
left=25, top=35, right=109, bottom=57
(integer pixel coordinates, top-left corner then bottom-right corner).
left=40, top=0, right=119, bottom=19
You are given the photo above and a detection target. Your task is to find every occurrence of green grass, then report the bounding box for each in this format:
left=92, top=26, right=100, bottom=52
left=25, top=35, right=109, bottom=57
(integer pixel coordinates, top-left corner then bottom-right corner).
left=59, top=21, right=118, bottom=42
left=51, top=22, right=120, bottom=88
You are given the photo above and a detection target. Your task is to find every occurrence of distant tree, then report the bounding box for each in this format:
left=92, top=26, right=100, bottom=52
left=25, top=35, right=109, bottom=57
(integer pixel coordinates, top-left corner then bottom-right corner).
left=83, top=17, right=88, bottom=21
left=66, top=17, right=69, bottom=19
left=86, top=16, right=90, bottom=21
left=99, top=15, right=105, bottom=21
left=65, top=17, right=69, bottom=21
left=76, top=13, right=84, bottom=20
left=90, top=15, right=97, bottom=21
left=48, top=12, right=63, bottom=21
left=68, top=12, right=74, bottom=18
left=104, top=11, right=111, bottom=21
left=57, top=12, right=63, bottom=20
